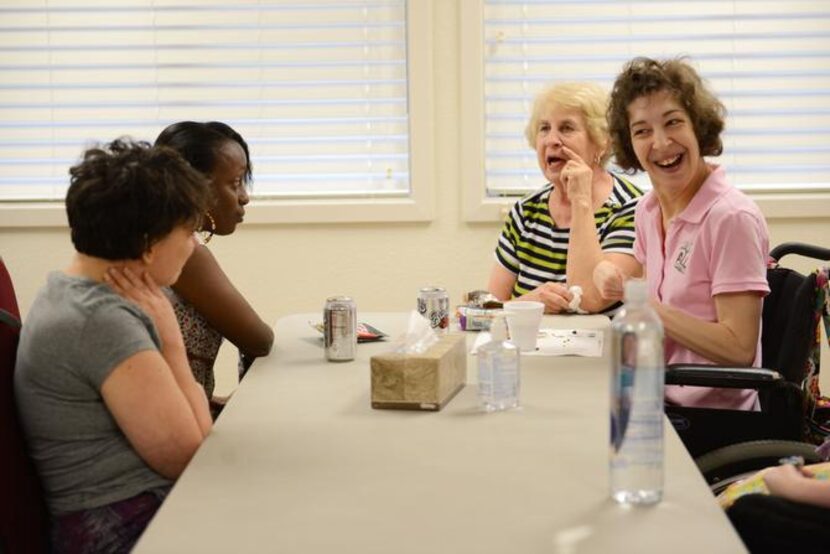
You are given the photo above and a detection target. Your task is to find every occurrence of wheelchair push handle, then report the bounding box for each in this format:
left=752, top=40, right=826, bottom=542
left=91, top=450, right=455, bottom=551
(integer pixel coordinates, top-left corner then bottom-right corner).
left=770, top=242, right=830, bottom=263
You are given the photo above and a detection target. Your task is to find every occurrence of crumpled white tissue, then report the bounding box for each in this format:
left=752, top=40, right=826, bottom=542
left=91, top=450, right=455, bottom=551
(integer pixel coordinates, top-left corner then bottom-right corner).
left=390, top=310, right=440, bottom=354
left=567, top=285, right=589, bottom=314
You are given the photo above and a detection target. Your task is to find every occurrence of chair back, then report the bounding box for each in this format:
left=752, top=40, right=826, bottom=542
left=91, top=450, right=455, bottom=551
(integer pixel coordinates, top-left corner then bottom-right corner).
left=0, top=257, right=50, bottom=553
left=762, top=266, right=817, bottom=385
left=0, top=256, right=18, bottom=321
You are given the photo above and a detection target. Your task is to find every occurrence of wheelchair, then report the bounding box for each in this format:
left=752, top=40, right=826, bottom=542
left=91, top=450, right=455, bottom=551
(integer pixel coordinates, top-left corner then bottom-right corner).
left=664, top=242, right=830, bottom=464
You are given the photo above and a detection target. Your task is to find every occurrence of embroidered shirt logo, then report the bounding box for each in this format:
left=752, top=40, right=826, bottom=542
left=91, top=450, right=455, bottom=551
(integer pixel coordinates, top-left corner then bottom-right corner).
left=674, top=242, right=692, bottom=273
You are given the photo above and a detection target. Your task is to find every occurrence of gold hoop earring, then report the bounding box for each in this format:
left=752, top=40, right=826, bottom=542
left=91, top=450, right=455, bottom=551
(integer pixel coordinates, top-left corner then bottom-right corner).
left=199, top=212, right=215, bottom=245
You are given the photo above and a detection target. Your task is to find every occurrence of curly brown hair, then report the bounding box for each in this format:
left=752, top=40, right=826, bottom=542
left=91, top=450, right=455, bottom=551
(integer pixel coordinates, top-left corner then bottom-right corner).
left=607, top=57, right=726, bottom=172
left=66, top=138, right=211, bottom=260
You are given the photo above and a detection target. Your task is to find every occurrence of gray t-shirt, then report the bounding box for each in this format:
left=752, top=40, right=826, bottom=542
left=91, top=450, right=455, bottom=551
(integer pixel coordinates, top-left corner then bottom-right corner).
left=14, top=272, right=172, bottom=515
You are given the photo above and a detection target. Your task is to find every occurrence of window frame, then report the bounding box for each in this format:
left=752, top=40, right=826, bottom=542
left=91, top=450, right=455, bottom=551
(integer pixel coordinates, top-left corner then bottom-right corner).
left=0, top=1, right=435, bottom=228
left=459, top=0, right=830, bottom=222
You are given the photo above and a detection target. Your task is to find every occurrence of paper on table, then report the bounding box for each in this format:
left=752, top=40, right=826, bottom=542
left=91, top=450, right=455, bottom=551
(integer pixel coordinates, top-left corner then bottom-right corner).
left=471, top=328, right=603, bottom=357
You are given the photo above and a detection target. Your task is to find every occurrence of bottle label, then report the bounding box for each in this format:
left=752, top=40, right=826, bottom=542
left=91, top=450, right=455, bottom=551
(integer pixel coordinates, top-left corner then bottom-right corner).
left=611, top=368, right=635, bottom=453
left=611, top=332, right=636, bottom=453
left=610, top=332, right=663, bottom=463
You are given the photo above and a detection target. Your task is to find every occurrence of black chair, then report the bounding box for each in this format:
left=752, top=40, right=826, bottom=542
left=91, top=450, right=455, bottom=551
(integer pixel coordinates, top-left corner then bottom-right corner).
left=665, top=242, right=830, bottom=460
left=0, top=257, right=50, bottom=553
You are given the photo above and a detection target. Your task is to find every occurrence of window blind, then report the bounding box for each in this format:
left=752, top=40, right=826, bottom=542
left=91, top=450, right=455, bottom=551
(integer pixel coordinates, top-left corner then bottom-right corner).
left=0, top=1, right=409, bottom=201
left=482, top=0, right=830, bottom=195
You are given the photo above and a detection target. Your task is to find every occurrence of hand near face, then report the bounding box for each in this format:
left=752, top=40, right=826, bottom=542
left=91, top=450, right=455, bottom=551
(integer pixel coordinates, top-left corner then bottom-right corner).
left=593, top=260, right=625, bottom=301
left=521, top=282, right=574, bottom=314
left=104, top=266, right=184, bottom=350
left=559, top=146, right=594, bottom=205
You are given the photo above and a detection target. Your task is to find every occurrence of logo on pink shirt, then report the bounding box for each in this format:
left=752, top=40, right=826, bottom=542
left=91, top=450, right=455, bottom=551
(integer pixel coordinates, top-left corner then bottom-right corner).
left=674, top=242, right=693, bottom=274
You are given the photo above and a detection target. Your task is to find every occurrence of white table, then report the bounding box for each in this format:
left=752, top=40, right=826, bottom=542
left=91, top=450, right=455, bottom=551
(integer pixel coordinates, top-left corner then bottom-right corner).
left=135, top=313, right=746, bottom=553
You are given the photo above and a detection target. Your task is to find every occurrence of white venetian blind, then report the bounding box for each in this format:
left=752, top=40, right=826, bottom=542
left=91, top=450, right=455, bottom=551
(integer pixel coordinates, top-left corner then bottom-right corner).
left=483, top=0, right=830, bottom=195
left=0, top=1, right=410, bottom=201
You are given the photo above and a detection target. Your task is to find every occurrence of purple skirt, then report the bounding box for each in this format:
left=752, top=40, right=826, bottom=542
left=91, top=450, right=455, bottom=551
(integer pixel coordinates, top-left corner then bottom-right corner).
left=51, top=487, right=170, bottom=554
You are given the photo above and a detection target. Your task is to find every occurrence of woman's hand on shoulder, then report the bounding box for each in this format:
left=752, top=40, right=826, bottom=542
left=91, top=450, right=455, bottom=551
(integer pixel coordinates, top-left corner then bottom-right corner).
left=522, top=282, right=573, bottom=314
left=104, top=266, right=183, bottom=348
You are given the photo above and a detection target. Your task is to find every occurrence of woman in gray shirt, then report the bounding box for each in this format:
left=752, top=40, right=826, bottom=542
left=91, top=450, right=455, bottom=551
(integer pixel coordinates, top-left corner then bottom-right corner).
left=14, top=139, right=213, bottom=553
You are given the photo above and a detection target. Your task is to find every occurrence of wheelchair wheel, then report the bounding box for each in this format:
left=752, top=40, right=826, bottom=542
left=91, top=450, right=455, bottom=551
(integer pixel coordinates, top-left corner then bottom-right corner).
left=695, top=440, right=823, bottom=495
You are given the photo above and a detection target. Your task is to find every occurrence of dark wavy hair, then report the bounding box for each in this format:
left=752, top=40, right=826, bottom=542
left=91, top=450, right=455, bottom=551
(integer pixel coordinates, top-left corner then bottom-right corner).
left=607, top=57, right=726, bottom=172
left=154, top=121, right=252, bottom=186
left=66, top=139, right=210, bottom=260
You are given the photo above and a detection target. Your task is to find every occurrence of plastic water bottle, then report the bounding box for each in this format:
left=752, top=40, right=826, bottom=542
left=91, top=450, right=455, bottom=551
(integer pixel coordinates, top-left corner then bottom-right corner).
left=609, top=280, right=665, bottom=504
left=478, top=314, right=520, bottom=411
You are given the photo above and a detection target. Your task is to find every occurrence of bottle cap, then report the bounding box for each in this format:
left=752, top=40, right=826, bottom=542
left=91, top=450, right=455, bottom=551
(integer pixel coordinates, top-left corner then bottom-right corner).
left=490, top=314, right=508, bottom=341
left=623, top=279, right=649, bottom=304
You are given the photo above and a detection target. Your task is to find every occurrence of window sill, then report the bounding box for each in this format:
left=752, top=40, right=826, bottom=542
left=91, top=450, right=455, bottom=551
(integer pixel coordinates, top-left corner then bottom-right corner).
left=462, top=192, right=830, bottom=223
left=0, top=195, right=435, bottom=228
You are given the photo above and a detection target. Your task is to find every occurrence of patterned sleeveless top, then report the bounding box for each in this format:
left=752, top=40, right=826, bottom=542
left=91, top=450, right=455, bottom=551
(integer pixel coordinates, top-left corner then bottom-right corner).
left=163, top=287, right=222, bottom=399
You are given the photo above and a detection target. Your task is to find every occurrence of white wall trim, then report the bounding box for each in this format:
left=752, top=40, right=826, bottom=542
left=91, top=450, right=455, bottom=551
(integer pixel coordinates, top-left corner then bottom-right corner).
left=405, top=0, right=437, bottom=223
left=454, top=189, right=830, bottom=223
left=458, top=0, right=488, bottom=222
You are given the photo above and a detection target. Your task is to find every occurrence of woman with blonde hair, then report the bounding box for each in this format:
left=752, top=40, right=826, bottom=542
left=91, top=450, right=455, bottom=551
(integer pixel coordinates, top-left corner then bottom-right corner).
left=488, top=82, right=644, bottom=314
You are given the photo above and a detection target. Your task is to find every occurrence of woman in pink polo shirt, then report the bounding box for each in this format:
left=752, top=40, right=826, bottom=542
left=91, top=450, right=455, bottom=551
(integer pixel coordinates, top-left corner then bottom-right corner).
left=595, top=57, right=770, bottom=410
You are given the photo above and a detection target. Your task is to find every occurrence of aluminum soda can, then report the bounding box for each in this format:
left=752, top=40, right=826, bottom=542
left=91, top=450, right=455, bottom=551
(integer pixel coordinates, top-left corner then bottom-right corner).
left=324, top=296, right=357, bottom=362
left=417, top=286, right=450, bottom=333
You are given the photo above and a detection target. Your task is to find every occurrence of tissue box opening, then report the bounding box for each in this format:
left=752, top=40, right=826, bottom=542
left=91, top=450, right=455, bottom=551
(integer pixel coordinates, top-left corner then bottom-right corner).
left=370, top=333, right=467, bottom=411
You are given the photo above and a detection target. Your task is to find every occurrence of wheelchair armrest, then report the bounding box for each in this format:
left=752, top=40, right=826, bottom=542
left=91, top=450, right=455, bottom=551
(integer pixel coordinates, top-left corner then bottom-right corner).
left=666, top=363, right=784, bottom=389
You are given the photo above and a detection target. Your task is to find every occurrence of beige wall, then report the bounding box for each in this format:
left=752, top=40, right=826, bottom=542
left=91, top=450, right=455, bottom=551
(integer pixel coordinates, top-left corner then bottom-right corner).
left=1, top=1, right=828, bottom=392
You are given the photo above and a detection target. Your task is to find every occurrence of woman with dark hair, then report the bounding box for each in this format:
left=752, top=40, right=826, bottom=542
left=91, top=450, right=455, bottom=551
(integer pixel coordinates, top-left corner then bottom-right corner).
left=14, top=139, right=213, bottom=552
left=595, top=57, right=769, bottom=410
left=155, top=122, right=273, bottom=414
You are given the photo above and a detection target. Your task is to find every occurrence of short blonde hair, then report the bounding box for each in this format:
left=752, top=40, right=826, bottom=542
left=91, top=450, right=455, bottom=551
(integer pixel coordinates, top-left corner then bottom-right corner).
left=524, top=82, right=611, bottom=166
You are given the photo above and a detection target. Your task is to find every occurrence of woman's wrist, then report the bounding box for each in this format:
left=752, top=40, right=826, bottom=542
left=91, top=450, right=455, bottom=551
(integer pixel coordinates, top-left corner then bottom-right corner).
left=569, top=195, right=593, bottom=214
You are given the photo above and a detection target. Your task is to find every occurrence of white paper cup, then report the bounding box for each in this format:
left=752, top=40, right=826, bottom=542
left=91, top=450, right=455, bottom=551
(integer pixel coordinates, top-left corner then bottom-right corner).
left=503, top=300, right=545, bottom=352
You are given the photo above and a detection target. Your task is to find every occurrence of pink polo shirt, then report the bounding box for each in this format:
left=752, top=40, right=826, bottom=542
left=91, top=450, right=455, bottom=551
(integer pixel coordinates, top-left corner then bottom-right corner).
left=633, top=165, right=770, bottom=410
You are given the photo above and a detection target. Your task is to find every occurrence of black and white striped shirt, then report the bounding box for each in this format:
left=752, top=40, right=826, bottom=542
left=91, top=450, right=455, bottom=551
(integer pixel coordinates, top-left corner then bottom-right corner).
left=495, top=173, right=643, bottom=314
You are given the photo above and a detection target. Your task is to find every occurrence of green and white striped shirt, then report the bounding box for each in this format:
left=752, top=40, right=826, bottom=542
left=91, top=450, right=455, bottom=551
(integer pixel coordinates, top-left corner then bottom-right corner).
left=495, top=173, right=643, bottom=314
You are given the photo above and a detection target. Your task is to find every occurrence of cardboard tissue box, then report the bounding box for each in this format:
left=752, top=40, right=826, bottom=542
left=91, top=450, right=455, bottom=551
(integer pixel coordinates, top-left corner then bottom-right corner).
left=370, top=333, right=466, bottom=411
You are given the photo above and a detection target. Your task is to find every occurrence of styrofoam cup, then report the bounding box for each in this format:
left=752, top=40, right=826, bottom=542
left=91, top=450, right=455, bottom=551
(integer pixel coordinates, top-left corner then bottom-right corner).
left=503, top=301, right=544, bottom=352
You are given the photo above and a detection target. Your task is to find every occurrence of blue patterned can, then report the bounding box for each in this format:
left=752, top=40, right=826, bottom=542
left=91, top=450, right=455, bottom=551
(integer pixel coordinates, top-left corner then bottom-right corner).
left=417, top=286, right=449, bottom=333
left=324, top=296, right=357, bottom=361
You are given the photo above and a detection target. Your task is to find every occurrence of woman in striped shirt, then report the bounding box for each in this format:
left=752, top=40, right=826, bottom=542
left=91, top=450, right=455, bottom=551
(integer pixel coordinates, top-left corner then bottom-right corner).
left=489, top=82, right=644, bottom=314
